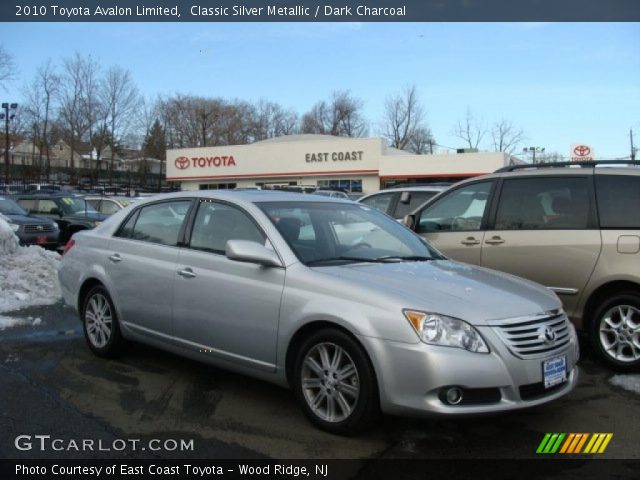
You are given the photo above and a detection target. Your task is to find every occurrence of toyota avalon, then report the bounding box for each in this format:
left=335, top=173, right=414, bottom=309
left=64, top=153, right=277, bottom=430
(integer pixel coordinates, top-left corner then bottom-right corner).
left=58, top=191, right=579, bottom=434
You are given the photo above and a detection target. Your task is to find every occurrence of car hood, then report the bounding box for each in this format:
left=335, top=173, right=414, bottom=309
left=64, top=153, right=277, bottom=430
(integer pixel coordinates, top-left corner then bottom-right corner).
left=2, top=213, right=55, bottom=225
left=314, top=260, right=561, bottom=325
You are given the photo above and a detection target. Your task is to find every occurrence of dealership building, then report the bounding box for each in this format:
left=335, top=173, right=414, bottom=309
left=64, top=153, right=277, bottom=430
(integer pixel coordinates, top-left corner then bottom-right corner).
left=166, top=134, right=520, bottom=193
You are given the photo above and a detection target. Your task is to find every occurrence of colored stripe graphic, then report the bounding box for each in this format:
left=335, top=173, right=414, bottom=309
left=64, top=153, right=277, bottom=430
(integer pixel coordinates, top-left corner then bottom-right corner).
left=536, top=433, right=565, bottom=454
left=538, top=433, right=613, bottom=455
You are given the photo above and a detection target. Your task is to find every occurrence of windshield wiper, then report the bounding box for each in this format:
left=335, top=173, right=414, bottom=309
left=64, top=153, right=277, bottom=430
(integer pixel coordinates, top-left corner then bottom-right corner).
left=372, top=255, right=435, bottom=262
left=306, top=256, right=384, bottom=266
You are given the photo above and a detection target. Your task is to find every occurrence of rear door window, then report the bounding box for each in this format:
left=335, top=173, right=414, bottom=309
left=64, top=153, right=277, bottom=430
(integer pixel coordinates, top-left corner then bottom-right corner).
left=393, top=191, right=439, bottom=219
left=37, top=199, right=59, bottom=214
left=100, top=200, right=121, bottom=215
left=595, top=175, right=640, bottom=228
left=359, top=192, right=396, bottom=215
left=495, top=177, right=590, bottom=230
left=129, top=200, right=191, bottom=246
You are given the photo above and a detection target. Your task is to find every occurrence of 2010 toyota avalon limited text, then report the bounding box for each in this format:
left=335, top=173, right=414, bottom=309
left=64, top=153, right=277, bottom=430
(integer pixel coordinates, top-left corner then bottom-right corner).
left=58, top=191, right=579, bottom=434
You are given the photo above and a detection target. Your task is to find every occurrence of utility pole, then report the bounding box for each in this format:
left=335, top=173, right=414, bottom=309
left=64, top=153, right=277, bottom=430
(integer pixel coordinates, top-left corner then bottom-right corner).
left=631, top=128, right=636, bottom=161
left=2, top=103, right=18, bottom=183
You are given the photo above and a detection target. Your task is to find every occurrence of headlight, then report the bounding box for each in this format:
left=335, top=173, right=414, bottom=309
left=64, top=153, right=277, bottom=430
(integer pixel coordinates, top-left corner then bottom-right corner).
left=93, top=221, right=102, bottom=227
left=403, top=309, right=490, bottom=353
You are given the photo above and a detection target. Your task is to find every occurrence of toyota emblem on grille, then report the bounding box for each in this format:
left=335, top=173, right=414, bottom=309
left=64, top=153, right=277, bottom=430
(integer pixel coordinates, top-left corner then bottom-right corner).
left=36, top=225, right=43, bottom=231
left=541, top=326, right=557, bottom=345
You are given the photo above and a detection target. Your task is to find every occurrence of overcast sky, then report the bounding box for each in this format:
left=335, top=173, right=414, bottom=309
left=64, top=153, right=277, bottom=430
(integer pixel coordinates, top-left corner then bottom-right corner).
left=2, top=22, right=639, bottom=158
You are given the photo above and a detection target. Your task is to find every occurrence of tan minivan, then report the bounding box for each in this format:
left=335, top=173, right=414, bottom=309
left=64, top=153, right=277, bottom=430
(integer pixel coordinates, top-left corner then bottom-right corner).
left=405, top=161, right=640, bottom=370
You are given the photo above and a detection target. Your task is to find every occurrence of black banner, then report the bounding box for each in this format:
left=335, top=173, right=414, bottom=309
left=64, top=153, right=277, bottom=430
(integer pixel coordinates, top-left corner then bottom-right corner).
left=3, top=0, right=640, bottom=22
left=2, top=459, right=640, bottom=480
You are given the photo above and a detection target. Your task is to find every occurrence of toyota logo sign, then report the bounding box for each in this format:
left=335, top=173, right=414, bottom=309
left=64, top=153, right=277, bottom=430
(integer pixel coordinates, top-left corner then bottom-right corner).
left=570, top=143, right=594, bottom=162
left=175, top=156, right=190, bottom=170
left=573, top=145, right=590, bottom=157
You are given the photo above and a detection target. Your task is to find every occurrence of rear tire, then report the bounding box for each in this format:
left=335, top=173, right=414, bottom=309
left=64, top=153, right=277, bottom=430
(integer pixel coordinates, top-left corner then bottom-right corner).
left=82, top=285, right=125, bottom=358
left=292, top=328, right=378, bottom=435
left=590, top=292, right=640, bottom=371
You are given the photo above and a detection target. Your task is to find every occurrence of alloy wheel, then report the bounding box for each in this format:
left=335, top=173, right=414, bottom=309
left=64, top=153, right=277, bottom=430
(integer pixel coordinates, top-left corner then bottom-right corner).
left=599, top=304, right=640, bottom=363
left=300, top=342, right=360, bottom=423
left=85, top=293, right=113, bottom=349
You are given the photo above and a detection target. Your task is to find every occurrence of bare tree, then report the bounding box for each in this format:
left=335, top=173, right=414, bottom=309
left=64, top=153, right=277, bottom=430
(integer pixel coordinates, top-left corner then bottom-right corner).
left=301, top=90, right=366, bottom=137
left=452, top=108, right=486, bottom=149
left=101, top=66, right=140, bottom=179
left=537, top=151, right=565, bottom=164
left=491, top=119, right=525, bottom=154
left=59, top=53, right=90, bottom=171
left=77, top=56, right=103, bottom=181
left=251, top=100, right=298, bottom=141
left=0, top=45, right=16, bottom=91
left=409, top=126, right=437, bottom=154
left=382, top=85, right=434, bottom=153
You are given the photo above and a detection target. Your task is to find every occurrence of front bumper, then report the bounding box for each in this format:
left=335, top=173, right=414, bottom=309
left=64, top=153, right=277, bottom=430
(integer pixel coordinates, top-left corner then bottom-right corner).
left=17, top=230, right=60, bottom=248
left=359, top=326, right=580, bottom=416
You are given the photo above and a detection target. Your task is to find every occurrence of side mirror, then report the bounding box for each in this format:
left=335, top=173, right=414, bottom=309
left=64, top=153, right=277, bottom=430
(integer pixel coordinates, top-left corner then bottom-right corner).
left=403, top=214, right=416, bottom=231
left=50, top=207, right=63, bottom=217
left=225, top=240, right=282, bottom=268
left=399, top=191, right=411, bottom=204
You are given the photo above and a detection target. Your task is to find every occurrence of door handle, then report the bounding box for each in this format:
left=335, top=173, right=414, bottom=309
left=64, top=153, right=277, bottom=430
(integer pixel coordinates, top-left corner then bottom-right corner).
left=178, top=268, right=196, bottom=279
left=461, top=237, right=481, bottom=246
left=485, top=236, right=505, bottom=245
left=108, top=253, right=122, bottom=263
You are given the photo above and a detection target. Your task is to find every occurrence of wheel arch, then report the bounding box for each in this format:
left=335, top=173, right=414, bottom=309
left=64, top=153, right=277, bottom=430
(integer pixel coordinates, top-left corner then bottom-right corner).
left=284, top=320, right=379, bottom=395
left=77, top=277, right=106, bottom=314
left=583, top=280, right=640, bottom=329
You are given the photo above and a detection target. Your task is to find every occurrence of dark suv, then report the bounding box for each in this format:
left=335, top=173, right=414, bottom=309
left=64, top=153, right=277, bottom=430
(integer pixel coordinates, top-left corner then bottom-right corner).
left=0, top=196, right=59, bottom=247
left=14, top=193, right=108, bottom=246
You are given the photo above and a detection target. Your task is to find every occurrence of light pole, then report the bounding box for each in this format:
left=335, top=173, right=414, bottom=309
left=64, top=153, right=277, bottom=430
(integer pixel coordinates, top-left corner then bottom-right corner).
left=1, top=102, right=18, bottom=183
left=523, top=146, right=545, bottom=164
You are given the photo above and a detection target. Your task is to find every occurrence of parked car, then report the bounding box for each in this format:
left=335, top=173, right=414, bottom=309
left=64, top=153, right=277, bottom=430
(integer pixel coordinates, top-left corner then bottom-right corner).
left=358, top=185, right=449, bottom=219
left=85, top=196, right=138, bottom=216
left=59, top=191, right=578, bottom=434
left=347, top=193, right=364, bottom=201
left=311, top=190, right=350, bottom=199
left=14, top=193, right=108, bottom=247
left=403, top=160, right=640, bottom=370
left=0, top=196, right=59, bottom=247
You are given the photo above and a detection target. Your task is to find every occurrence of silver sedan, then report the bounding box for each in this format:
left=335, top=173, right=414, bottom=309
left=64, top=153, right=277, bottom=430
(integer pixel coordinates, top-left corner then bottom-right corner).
left=58, top=191, right=579, bottom=434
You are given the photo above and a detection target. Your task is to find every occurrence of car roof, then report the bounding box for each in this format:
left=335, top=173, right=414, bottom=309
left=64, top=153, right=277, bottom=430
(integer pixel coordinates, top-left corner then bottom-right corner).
left=449, top=165, right=640, bottom=187
left=131, top=190, right=352, bottom=205
left=358, top=185, right=447, bottom=201
left=16, top=192, right=82, bottom=197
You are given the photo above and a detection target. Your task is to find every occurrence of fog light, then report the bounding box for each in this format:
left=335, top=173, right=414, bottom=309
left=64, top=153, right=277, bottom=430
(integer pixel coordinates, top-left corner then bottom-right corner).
left=445, top=387, right=463, bottom=405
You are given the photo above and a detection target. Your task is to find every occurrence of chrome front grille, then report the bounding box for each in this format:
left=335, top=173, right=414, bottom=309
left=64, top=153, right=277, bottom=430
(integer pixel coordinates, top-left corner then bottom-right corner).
left=491, top=311, right=572, bottom=359
left=23, top=224, right=54, bottom=233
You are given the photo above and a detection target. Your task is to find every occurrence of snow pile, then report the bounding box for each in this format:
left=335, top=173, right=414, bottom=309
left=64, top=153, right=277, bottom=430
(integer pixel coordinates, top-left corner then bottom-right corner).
left=0, top=315, right=42, bottom=331
left=609, top=374, right=640, bottom=395
left=0, top=217, right=62, bottom=314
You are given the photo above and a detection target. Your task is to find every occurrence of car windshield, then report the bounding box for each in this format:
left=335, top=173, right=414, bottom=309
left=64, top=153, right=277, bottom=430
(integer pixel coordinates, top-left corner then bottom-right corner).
left=0, top=198, right=27, bottom=215
left=259, top=201, right=442, bottom=266
left=58, top=197, right=99, bottom=215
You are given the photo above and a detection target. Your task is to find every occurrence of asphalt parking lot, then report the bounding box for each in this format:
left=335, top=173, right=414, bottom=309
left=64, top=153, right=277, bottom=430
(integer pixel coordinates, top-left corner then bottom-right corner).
left=1, top=302, right=638, bottom=462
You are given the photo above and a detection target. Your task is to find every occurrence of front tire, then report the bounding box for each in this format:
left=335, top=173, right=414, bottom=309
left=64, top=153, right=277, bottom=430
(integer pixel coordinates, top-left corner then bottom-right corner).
left=292, top=328, right=378, bottom=435
left=590, top=292, right=640, bottom=371
left=82, top=285, right=125, bottom=358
